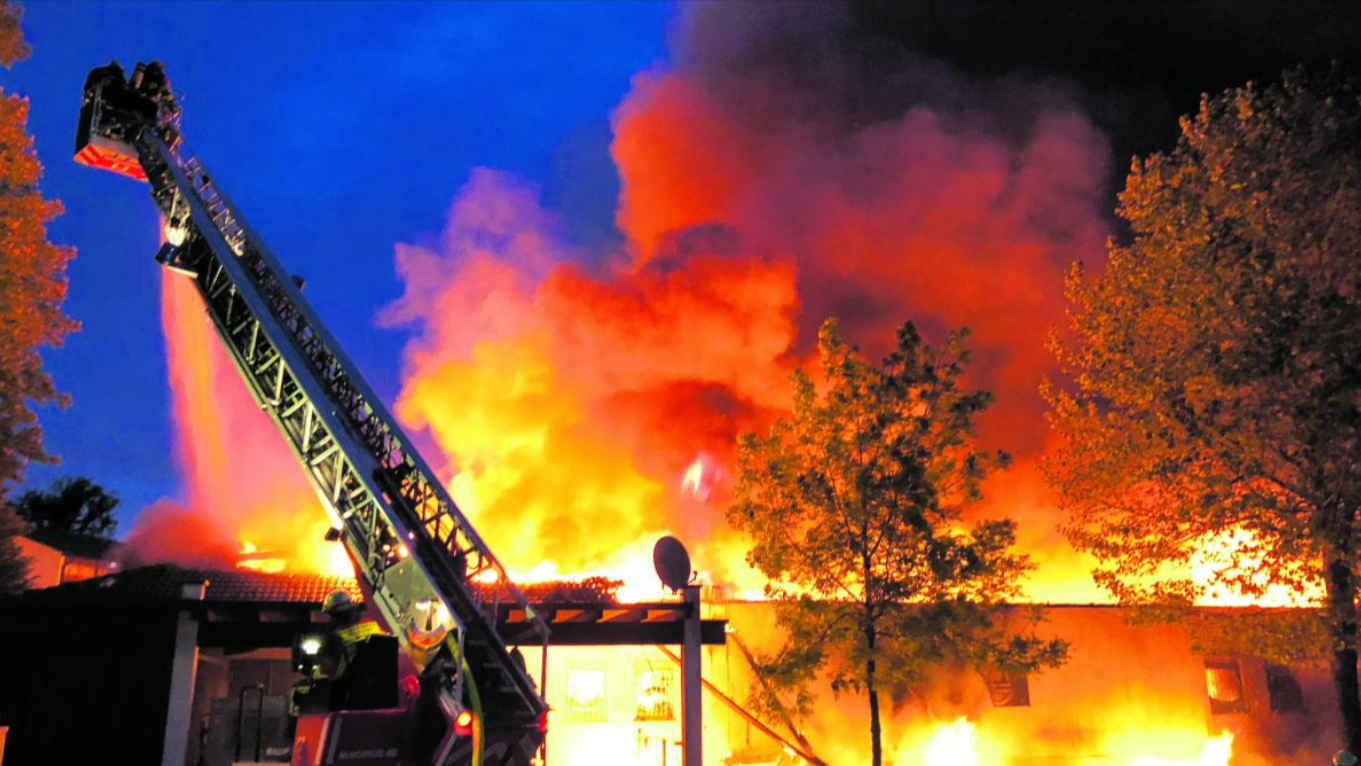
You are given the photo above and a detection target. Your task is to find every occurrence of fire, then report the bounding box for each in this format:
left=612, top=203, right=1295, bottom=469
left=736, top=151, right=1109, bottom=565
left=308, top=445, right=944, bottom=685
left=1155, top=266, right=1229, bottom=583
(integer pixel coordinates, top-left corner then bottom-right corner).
left=1191, top=528, right=1321, bottom=607
left=132, top=3, right=1317, bottom=623
left=912, top=721, right=1232, bottom=766
left=381, top=172, right=789, bottom=599
left=681, top=455, right=716, bottom=501
left=681, top=457, right=705, bottom=499
left=1130, top=734, right=1234, bottom=766
left=923, top=718, right=980, bottom=766
left=236, top=539, right=285, bottom=574
left=892, top=717, right=1008, bottom=766
left=506, top=536, right=675, bottom=603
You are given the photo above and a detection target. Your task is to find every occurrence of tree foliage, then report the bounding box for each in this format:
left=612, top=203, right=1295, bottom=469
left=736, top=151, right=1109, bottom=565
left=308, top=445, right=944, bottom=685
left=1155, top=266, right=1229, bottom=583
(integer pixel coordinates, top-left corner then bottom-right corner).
left=1046, top=66, right=1361, bottom=749
left=14, top=477, right=120, bottom=538
left=731, top=319, right=1066, bottom=766
left=0, top=1, right=28, bottom=68
left=0, top=1, right=76, bottom=501
left=0, top=0, right=67, bottom=598
left=0, top=502, right=29, bottom=595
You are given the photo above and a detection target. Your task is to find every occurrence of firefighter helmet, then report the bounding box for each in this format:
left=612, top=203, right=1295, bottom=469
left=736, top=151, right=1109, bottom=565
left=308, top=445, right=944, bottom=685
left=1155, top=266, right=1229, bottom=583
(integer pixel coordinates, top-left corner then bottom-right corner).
left=323, top=589, right=357, bottom=614
left=1335, top=750, right=1358, bottom=766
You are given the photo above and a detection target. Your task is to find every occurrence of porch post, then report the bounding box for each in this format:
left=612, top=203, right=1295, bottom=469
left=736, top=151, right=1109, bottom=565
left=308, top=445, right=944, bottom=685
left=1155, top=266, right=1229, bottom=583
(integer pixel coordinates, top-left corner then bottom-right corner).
left=161, top=582, right=206, bottom=766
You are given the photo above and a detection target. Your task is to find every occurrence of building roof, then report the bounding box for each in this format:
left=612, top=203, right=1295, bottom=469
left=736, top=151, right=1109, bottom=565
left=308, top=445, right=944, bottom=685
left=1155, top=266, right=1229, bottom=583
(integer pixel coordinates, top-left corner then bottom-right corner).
left=6, top=563, right=361, bottom=607
left=22, top=528, right=121, bottom=560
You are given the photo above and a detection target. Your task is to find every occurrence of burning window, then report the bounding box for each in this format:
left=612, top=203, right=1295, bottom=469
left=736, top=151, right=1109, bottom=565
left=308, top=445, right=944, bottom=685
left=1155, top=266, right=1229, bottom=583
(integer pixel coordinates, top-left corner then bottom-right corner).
left=635, top=667, right=675, bottom=721
left=60, top=561, right=98, bottom=583
left=979, top=668, right=1031, bottom=707
left=1204, top=659, right=1247, bottom=714
left=566, top=668, right=606, bottom=721
left=1265, top=663, right=1306, bottom=713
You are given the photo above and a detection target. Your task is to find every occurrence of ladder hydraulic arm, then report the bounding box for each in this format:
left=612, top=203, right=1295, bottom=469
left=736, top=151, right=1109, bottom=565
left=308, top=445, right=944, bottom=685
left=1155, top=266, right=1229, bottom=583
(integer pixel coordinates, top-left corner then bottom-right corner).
left=75, top=61, right=550, bottom=764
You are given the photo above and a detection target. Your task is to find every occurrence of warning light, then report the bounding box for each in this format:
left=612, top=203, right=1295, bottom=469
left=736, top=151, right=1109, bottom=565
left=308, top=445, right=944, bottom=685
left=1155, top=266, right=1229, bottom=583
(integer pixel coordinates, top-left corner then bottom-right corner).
left=454, top=710, right=474, bottom=737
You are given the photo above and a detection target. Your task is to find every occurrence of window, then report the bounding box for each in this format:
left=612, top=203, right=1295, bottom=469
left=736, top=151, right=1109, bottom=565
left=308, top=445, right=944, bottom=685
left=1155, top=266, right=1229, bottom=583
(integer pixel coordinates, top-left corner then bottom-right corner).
left=1204, top=659, right=1247, bottom=714
left=635, top=668, right=675, bottom=721
left=566, top=668, right=606, bottom=721
left=60, top=561, right=98, bottom=583
left=1265, top=664, right=1306, bottom=714
left=979, top=668, right=1030, bottom=707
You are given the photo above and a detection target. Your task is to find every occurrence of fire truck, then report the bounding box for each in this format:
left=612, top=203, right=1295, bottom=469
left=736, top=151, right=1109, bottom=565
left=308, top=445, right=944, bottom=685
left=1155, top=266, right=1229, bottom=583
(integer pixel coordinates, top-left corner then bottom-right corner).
left=74, top=61, right=551, bottom=766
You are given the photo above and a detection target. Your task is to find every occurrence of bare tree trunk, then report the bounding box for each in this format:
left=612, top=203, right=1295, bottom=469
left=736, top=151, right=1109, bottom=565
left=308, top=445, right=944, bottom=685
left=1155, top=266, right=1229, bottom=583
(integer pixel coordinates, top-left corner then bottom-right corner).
left=1326, top=523, right=1361, bottom=755
left=866, top=619, right=883, bottom=766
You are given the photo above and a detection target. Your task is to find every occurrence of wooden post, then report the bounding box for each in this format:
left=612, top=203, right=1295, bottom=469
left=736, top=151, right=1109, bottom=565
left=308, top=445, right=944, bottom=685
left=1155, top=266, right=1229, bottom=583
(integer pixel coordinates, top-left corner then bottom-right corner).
left=681, top=585, right=702, bottom=766
left=161, top=582, right=205, bottom=766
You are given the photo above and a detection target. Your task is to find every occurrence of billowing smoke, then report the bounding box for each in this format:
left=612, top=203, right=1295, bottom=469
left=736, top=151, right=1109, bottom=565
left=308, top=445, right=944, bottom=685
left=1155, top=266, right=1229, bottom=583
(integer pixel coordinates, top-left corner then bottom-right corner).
left=384, top=2, right=1112, bottom=598
left=381, top=169, right=796, bottom=595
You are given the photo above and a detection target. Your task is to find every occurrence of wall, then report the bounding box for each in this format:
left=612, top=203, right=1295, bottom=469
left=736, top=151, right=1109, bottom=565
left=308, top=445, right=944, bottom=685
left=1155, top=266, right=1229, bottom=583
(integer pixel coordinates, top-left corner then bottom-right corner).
left=0, top=602, right=181, bottom=766
left=12, top=539, right=62, bottom=590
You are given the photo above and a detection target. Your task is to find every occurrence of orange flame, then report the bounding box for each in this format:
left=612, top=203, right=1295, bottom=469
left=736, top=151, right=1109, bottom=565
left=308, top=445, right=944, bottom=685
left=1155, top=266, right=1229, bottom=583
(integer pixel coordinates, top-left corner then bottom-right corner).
left=1128, top=733, right=1234, bottom=766
left=923, top=718, right=982, bottom=766
left=1191, top=528, right=1321, bottom=607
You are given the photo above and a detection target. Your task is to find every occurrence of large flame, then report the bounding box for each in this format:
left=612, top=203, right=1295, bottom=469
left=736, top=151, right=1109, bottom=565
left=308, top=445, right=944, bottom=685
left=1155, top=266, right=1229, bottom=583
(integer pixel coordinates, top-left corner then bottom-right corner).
left=1128, top=734, right=1234, bottom=766
left=923, top=718, right=983, bottom=766
left=891, top=708, right=1234, bottom=766
left=1190, top=528, right=1321, bottom=607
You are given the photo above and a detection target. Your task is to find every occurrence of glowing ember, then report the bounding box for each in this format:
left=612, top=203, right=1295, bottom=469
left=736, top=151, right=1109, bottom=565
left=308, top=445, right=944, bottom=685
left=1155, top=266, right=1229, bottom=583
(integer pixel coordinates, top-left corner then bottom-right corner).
left=924, top=718, right=978, bottom=766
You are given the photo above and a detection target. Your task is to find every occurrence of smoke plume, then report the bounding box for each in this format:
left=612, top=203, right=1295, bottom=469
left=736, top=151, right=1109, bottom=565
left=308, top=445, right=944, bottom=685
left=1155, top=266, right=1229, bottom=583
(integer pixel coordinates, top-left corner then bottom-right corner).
left=382, top=2, right=1112, bottom=598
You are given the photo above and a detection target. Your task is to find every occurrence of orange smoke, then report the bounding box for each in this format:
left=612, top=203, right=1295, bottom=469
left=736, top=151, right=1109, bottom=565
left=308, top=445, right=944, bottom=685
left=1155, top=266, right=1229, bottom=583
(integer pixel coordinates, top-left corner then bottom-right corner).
left=128, top=269, right=351, bottom=578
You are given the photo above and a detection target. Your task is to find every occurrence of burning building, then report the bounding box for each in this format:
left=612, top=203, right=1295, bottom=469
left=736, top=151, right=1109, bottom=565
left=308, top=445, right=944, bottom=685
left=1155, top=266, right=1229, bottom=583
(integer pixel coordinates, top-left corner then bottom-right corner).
left=15, top=3, right=1361, bottom=766
left=0, top=567, right=1341, bottom=766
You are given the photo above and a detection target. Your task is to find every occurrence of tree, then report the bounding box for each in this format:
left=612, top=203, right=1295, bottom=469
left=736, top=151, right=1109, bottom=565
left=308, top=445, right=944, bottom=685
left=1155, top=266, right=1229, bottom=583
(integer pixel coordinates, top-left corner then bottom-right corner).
left=0, top=503, right=29, bottom=595
left=731, top=319, right=1066, bottom=766
left=14, top=477, right=120, bottom=538
left=1046, top=67, right=1361, bottom=751
left=0, top=0, right=70, bottom=597
left=0, top=1, right=28, bottom=68
left=0, top=0, right=77, bottom=502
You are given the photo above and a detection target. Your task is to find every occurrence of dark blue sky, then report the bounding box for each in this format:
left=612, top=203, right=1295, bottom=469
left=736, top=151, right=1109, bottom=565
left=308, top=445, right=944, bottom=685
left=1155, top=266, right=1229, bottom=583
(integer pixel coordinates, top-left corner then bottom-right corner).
left=2, top=1, right=675, bottom=529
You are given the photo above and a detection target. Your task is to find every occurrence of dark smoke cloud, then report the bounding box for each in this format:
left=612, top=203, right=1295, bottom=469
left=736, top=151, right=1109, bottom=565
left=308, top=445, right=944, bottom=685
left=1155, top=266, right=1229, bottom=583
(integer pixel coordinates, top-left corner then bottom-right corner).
left=678, top=0, right=1361, bottom=170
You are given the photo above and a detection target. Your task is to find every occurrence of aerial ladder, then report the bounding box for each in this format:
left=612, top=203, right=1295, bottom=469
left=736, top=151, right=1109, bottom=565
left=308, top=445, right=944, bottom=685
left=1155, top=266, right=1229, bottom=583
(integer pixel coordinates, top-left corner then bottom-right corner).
left=75, top=62, right=551, bottom=766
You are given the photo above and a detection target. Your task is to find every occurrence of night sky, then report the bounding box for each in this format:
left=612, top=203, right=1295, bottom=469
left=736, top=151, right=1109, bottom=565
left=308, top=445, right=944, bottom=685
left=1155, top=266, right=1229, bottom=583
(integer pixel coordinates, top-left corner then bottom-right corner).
left=5, top=0, right=1361, bottom=534
left=1, top=1, right=673, bottom=527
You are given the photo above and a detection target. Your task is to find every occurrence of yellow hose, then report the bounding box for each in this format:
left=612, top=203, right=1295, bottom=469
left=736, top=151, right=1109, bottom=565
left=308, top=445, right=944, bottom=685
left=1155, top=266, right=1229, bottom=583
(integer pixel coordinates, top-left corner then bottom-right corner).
left=461, top=658, right=484, bottom=766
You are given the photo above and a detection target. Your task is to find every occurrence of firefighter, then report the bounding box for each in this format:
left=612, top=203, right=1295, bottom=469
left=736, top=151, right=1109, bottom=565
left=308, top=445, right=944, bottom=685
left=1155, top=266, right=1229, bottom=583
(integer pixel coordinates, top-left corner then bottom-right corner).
left=320, top=589, right=386, bottom=679
left=1336, top=751, right=1358, bottom=766
left=289, top=589, right=386, bottom=719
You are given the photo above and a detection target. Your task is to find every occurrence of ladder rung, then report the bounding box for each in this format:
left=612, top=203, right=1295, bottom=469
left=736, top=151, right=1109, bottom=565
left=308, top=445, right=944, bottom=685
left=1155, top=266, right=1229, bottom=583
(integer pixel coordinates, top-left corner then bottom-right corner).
left=279, top=395, right=309, bottom=418
left=309, top=443, right=339, bottom=466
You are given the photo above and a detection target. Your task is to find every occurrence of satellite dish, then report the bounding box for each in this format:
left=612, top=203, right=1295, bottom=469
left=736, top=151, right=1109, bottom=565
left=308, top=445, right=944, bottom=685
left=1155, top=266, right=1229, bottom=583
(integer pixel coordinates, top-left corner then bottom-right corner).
left=653, top=535, right=692, bottom=592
